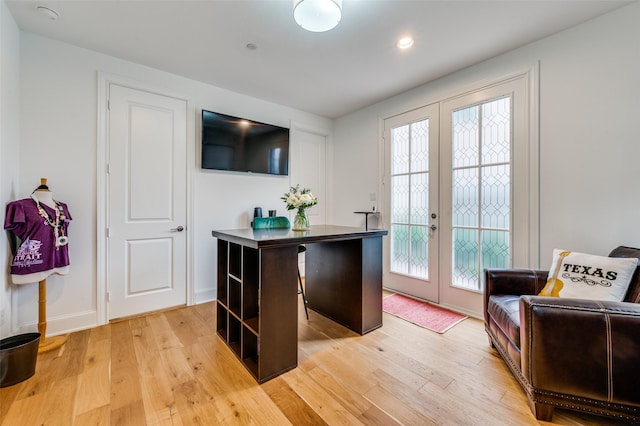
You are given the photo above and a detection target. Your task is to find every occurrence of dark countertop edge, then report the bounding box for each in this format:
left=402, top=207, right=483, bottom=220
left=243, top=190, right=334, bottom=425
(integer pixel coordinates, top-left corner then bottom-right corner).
left=211, top=226, right=388, bottom=249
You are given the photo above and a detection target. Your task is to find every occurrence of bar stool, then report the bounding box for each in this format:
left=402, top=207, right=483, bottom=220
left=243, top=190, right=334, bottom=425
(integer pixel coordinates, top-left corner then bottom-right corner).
left=298, top=245, right=309, bottom=320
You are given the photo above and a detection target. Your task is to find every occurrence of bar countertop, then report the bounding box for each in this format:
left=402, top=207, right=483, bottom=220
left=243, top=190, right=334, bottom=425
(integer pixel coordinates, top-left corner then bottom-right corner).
left=211, top=225, right=388, bottom=249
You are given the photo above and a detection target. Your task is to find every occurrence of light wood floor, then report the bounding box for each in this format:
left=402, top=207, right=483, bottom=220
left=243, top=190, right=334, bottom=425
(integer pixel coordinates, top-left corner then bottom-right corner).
left=1, top=296, right=633, bottom=425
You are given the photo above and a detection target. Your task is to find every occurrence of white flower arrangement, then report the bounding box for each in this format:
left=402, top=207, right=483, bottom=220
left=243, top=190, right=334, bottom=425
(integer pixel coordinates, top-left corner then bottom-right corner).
left=281, top=185, right=318, bottom=211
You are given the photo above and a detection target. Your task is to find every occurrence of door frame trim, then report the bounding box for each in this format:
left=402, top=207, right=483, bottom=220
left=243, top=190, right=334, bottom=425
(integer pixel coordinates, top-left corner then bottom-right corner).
left=96, top=72, right=195, bottom=325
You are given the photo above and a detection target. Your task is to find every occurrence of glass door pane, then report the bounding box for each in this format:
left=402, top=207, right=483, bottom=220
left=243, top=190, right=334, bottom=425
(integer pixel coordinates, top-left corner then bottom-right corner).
left=390, top=120, right=429, bottom=279
left=451, top=97, right=511, bottom=291
left=383, top=104, right=439, bottom=302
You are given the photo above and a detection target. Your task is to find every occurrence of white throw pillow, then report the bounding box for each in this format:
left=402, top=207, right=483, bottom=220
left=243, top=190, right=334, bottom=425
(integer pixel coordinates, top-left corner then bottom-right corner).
left=539, top=249, right=638, bottom=301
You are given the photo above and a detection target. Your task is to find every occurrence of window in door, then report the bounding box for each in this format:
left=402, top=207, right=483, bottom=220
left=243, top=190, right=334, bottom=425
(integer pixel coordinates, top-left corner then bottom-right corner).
left=451, top=97, right=511, bottom=291
left=390, top=119, right=430, bottom=280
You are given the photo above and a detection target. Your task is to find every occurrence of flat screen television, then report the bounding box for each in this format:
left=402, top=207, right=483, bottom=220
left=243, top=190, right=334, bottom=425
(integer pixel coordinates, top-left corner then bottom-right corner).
left=201, top=110, right=290, bottom=176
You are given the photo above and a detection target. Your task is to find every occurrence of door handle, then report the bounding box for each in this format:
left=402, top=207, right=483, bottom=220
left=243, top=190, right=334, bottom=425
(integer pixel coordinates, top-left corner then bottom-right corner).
left=428, top=224, right=437, bottom=231
left=171, top=226, right=185, bottom=232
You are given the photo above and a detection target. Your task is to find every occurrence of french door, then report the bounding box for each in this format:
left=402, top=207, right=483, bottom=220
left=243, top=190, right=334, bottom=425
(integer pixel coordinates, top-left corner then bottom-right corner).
left=383, top=104, right=440, bottom=302
left=384, top=74, right=535, bottom=315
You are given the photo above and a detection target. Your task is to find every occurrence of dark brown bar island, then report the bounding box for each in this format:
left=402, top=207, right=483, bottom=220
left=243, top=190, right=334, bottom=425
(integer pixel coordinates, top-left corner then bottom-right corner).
left=211, top=225, right=388, bottom=383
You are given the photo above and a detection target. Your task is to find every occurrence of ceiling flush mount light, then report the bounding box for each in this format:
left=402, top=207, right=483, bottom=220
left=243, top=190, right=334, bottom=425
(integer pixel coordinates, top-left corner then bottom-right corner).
left=397, top=37, right=414, bottom=50
left=36, top=5, right=60, bottom=20
left=294, top=0, right=342, bottom=33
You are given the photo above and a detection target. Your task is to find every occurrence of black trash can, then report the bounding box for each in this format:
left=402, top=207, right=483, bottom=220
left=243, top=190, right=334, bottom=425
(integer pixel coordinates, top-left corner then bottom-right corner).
left=0, top=332, right=40, bottom=387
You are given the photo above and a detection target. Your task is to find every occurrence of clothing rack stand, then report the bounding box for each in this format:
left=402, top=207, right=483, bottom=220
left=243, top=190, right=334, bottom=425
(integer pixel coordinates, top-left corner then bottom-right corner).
left=37, top=278, right=66, bottom=353
left=34, top=178, right=67, bottom=353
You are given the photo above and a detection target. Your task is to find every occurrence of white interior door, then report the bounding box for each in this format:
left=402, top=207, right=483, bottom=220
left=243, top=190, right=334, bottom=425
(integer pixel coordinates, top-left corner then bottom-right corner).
left=107, top=84, right=187, bottom=320
left=290, top=128, right=327, bottom=226
left=383, top=104, right=440, bottom=302
left=290, top=126, right=327, bottom=274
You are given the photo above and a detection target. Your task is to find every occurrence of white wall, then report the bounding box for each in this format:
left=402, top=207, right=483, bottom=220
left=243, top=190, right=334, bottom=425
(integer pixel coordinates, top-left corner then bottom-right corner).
left=333, top=2, right=640, bottom=269
left=1, top=0, right=21, bottom=338
left=14, top=32, right=331, bottom=335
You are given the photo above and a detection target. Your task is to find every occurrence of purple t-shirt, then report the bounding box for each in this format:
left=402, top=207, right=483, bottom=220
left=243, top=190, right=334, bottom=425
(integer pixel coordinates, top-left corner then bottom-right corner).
left=4, top=198, right=72, bottom=283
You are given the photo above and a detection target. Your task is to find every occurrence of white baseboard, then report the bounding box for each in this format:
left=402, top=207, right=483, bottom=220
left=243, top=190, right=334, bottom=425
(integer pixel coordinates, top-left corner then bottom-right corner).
left=14, top=309, right=97, bottom=337
left=194, top=288, right=216, bottom=305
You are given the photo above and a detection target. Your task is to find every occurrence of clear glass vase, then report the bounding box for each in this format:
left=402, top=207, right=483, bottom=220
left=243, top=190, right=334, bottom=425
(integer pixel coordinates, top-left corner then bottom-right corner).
left=292, top=208, right=309, bottom=230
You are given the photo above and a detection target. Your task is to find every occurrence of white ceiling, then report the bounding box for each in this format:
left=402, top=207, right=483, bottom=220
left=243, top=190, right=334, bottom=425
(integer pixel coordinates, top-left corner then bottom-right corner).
left=6, top=0, right=632, bottom=118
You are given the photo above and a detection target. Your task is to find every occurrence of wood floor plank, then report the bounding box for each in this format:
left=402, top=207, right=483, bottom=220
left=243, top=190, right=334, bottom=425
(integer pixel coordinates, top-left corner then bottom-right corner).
left=305, top=363, right=377, bottom=417
left=417, top=379, right=533, bottom=426
left=110, top=320, right=144, bottom=413
left=358, top=404, right=403, bottom=426
left=234, top=386, right=293, bottom=426
left=301, top=362, right=406, bottom=426
left=261, top=376, right=328, bottom=426
left=88, top=323, right=112, bottom=342
left=2, top=390, right=48, bottom=425
left=191, top=302, right=215, bottom=323
left=33, top=374, right=79, bottom=425
left=302, top=342, right=378, bottom=396
left=159, top=346, right=196, bottom=387
left=74, top=359, right=111, bottom=417
left=172, top=379, right=223, bottom=425
left=165, top=306, right=209, bottom=343
left=54, top=328, right=91, bottom=379
left=282, top=366, right=367, bottom=425
left=75, top=337, right=111, bottom=416
left=181, top=340, right=263, bottom=423
left=0, top=379, right=21, bottom=421
left=110, top=400, right=146, bottom=426
left=110, top=363, right=143, bottom=412
left=147, top=312, right=184, bottom=350
left=135, top=344, right=178, bottom=424
left=362, top=381, right=438, bottom=426
left=356, top=327, right=455, bottom=389
left=74, top=404, right=110, bottom=426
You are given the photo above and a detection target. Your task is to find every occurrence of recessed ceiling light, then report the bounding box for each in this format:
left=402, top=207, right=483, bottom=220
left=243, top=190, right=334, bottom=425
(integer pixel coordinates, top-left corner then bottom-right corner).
left=36, top=5, right=60, bottom=20
left=397, top=37, right=414, bottom=50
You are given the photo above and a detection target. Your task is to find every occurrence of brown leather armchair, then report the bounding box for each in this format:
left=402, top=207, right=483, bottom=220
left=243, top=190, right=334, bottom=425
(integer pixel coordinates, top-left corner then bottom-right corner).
left=484, top=246, right=640, bottom=422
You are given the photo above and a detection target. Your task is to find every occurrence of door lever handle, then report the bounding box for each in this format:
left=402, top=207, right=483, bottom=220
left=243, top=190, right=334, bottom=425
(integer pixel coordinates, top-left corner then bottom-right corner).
left=428, top=224, right=437, bottom=231
left=171, top=226, right=184, bottom=232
